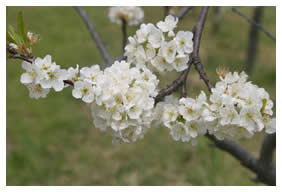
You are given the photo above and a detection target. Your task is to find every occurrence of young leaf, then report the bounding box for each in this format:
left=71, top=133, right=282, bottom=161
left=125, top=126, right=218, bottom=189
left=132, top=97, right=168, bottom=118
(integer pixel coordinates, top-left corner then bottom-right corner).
left=17, top=12, right=28, bottom=44
left=7, top=26, right=16, bottom=44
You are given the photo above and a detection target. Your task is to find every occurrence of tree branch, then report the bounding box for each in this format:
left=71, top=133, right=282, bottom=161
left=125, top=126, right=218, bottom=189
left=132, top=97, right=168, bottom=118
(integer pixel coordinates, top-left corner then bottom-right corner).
left=177, top=6, right=193, bottom=20
left=187, top=7, right=275, bottom=186
left=121, top=18, right=127, bottom=54
left=7, top=46, right=74, bottom=86
left=7, top=46, right=34, bottom=63
left=232, top=7, right=276, bottom=41
left=192, top=7, right=213, bottom=92
left=258, top=133, right=276, bottom=167
left=245, top=7, right=264, bottom=74
left=74, top=6, right=113, bottom=68
left=164, top=6, right=170, bottom=18
left=207, top=134, right=275, bottom=185
left=155, top=59, right=192, bottom=103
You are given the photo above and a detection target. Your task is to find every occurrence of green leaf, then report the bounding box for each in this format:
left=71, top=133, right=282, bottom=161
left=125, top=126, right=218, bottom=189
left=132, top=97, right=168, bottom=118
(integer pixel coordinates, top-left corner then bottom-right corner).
left=7, top=26, right=16, bottom=43
left=17, top=12, right=28, bottom=44
left=7, top=25, right=19, bottom=44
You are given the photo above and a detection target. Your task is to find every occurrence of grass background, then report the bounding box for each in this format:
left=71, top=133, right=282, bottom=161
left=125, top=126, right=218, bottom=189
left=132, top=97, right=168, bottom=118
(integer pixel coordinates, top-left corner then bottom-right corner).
left=6, top=6, right=276, bottom=185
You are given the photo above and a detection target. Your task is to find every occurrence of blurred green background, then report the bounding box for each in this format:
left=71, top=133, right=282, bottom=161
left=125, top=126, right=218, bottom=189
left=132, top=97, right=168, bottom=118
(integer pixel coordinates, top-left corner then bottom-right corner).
left=6, top=7, right=276, bottom=185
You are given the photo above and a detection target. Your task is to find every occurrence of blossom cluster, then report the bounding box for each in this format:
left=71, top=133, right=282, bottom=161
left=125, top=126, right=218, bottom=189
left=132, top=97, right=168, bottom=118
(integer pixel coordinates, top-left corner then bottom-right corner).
left=157, top=71, right=276, bottom=144
left=125, top=15, right=193, bottom=74
left=208, top=71, right=275, bottom=140
left=20, top=55, right=68, bottom=99
left=90, top=61, right=159, bottom=143
left=155, top=92, right=212, bottom=145
left=109, top=6, right=144, bottom=26
left=18, top=14, right=275, bottom=145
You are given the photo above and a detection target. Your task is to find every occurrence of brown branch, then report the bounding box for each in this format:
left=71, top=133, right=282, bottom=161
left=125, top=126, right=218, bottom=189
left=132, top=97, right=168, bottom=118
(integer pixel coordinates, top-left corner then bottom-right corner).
left=232, top=7, right=276, bottom=41
left=164, top=6, right=170, bottom=18
left=74, top=6, right=113, bottom=68
left=245, top=7, right=264, bottom=74
left=207, top=134, right=275, bottom=185
left=8, top=46, right=74, bottom=87
left=155, top=59, right=192, bottom=103
left=188, top=7, right=275, bottom=186
left=121, top=18, right=127, bottom=54
left=192, top=7, right=213, bottom=92
left=154, top=7, right=206, bottom=103
left=258, top=133, right=276, bottom=167
left=177, top=6, right=193, bottom=20
left=7, top=46, right=34, bottom=63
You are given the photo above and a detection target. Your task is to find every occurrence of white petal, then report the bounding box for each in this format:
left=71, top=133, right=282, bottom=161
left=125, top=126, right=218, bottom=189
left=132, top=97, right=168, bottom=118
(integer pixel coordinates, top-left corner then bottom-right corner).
left=20, top=73, right=33, bottom=84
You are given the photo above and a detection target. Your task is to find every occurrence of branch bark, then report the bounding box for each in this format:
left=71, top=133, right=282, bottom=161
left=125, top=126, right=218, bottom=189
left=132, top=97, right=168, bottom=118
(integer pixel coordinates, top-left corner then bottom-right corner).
left=192, top=7, right=213, bottom=92
left=177, top=6, right=193, bottom=20
left=207, top=134, right=275, bottom=185
left=189, top=7, right=276, bottom=186
left=232, top=7, right=275, bottom=41
left=121, top=18, right=127, bottom=54
left=245, top=7, right=264, bottom=74
left=258, top=133, right=276, bottom=167
left=155, top=59, right=192, bottom=103
left=74, top=6, right=113, bottom=68
left=164, top=6, right=170, bottom=18
left=7, top=46, right=74, bottom=86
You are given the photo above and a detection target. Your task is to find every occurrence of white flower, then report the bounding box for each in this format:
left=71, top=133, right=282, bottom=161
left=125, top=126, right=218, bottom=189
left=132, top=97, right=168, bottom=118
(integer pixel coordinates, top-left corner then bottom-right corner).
left=220, top=72, right=240, bottom=84
left=67, top=64, right=79, bottom=82
left=172, top=55, right=189, bottom=72
left=159, top=40, right=177, bottom=63
left=264, top=117, right=276, bottom=134
left=108, top=6, right=144, bottom=26
left=35, top=55, right=55, bottom=74
left=125, top=15, right=193, bottom=74
left=162, top=103, right=179, bottom=127
left=148, top=27, right=164, bottom=48
left=151, top=55, right=174, bottom=73
left=25, top=83, right=50, bottom=99
left=218, top=104, right=240, bottom=126
left=175, top=31, right=193, bottom=54
left=90, top=61, right=159, bottom=143
left=72, top=81, right=95, bottom=103
left=178, top=97, right=200, bottom=121
left=136, top=24, right=153, bottom=43
left=80, top=65, right=102, bottom=84
left=20, top=61, right=44, bottom=84
left=157, top=15, right=178, bottom=33
left=40, top=65, right=68, bottom=92
left=239, top=106, right=264, bottom=132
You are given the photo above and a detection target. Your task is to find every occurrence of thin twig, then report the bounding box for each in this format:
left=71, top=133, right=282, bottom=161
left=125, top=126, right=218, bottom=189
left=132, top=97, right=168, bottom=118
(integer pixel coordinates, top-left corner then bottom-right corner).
left=232, top=7, right=276, bottom=41
left=192, top=7, right=213, bottom=92
left=74, top=6, right=113, bottom=68
left=188, top=6, right=275, bottom=186
left=7, top=46, right=34, bottom=63
left=177, top=6, right=193, bottom=20
left=180, top=78, right=187, bottom=98
left=164, top=6, right=170, bottom=18
left=9, top=53, right=34, bottom=63
left=8, top=47, right=74, bottom=86
left=245, top=7, right=264, bottom=74
left=155, top=59, right=192, bottom=103
left=207, top=134, right=275, bottom=186
left=121, top=18, right=127, bottom=54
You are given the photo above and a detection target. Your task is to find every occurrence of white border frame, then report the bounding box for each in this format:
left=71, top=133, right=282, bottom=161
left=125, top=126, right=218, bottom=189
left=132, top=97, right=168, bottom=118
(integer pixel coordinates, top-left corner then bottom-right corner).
left=1, top=0, right=280, bottom=192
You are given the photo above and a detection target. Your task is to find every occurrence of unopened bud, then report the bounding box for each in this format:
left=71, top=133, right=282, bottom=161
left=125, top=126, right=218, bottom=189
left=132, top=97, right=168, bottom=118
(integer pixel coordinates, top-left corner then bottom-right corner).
left=9, top=43, right=18, bottom=50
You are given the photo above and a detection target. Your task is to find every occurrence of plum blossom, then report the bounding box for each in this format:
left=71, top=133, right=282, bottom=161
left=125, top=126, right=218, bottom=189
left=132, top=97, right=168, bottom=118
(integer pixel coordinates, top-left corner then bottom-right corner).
left=109, top=6, right=144, bottom=26
left=125, top=15, right=193, bottom=74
